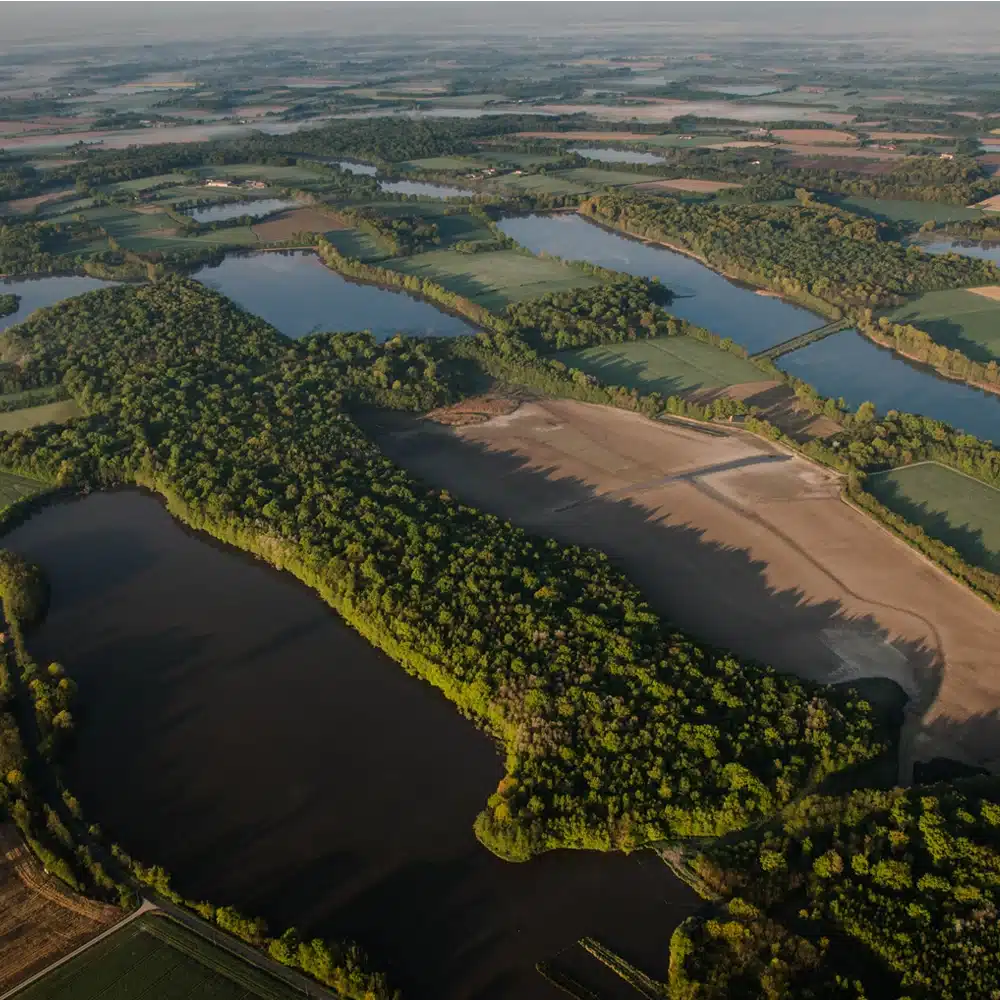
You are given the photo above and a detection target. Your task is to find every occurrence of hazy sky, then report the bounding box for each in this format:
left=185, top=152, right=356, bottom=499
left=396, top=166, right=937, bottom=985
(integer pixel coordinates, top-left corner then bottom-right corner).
left=4, top=2, right=1000, bottom=49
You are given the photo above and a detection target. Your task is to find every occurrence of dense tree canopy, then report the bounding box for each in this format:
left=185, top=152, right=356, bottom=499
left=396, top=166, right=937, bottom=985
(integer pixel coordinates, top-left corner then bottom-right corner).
left=0, top=279, right=884, bottom=862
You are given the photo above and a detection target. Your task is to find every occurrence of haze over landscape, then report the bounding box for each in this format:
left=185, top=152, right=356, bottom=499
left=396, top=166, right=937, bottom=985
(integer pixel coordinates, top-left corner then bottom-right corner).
left=0, top=3, right=999, bottom=999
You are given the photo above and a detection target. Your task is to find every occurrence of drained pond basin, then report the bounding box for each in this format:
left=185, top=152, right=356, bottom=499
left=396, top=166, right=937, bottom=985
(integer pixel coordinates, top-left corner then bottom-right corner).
left=192, top=251, right=478, bottom=339
left=5, top=491, right=695, bottom=1000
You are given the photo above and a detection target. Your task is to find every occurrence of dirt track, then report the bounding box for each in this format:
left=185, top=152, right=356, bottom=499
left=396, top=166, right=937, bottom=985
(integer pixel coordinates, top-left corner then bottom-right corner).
left=364, top=399, right=1000, bottom=775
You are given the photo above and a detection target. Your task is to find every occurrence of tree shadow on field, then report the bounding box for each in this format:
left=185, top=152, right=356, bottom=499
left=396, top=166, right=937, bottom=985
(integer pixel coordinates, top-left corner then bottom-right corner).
left=915, top=708, right=1000, bottom=776
left=361, top=407, right=944, bottom=722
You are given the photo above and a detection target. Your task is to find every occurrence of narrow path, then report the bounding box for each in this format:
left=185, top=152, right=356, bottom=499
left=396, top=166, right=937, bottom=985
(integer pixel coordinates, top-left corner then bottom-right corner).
left=0, top=899, right=158, bottom=999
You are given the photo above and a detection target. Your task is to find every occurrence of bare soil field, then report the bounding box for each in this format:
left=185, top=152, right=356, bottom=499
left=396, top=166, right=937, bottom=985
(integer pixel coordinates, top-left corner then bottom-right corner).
left=771, top=128, right=857, bottom=144
left=702, top=140, right=777, bottom=149
left=785, top=154, right=900, bottom=172
left=251, top=207, right=343, bottom=241
left=974, top=195, right=1000, bottom=212
left=364, top=399, right=1000, bottom=775
left=863, top=130, right=951, bottom=141
left=0, top=825, right=119, bottom=991
left=634, top=178, right=743, bottom=193
left=967, top=284, right=1000, bottom=300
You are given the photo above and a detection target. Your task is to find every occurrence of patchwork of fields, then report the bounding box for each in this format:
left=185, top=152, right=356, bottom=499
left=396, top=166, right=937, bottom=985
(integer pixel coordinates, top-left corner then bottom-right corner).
left=0, top=468, right=49, bottom=510
left=867, top=462, right=1000, bottom=573
left=18, top=913, right=304, bottom=1000
left=887, top=286, right=1000, bottom=362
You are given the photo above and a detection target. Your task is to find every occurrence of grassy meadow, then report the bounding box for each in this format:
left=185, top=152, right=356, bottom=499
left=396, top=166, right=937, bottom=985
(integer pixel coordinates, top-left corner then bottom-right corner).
left=0, top=399, right=82, bottom=433
left=554, top=336, right=772, bottom=397
left=386, top=247, right=605, bottom=310
left=18, top=914, right=304, bottom=1000
left=835, top=196, right=984, bottom=226
left=887, top=287, right=1000, bottom=363
left=867, top=462, right=1000, bottom=573
left=0, top=469, right=49, bottom=510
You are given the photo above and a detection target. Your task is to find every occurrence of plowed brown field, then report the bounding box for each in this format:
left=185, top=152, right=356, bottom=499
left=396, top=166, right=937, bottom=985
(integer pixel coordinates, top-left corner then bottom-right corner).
left=0, top=825, right=118, bottom=991
left=364, top=399, right=1000, bottom=777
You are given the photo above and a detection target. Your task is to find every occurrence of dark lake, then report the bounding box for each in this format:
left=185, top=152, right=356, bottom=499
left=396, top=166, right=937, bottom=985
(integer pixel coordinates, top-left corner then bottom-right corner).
left=379, top=179, right=476, bottom=198
left=497, top=213, right=821, bottom=353
left=188, top=198, right=299, bottom=223
left=5, top=491, right=695, bottom=1000
left=570, top=146, right=665, bottom=165
left=191, top=251, right=477, bottom=339
left=778, top=329, right=1000, bottom=443
left=0, top=274, right=116, bottom=333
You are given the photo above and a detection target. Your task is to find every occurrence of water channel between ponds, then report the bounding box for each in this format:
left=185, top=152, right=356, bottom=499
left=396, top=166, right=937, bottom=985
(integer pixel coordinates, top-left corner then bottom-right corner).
left=187, top=198, right=299, bottom=223
left=498, top=213, right=1000, bottom=440
left=192, top=251, right=477, bottom=340
left=4, top=490, right=695, bottom=1000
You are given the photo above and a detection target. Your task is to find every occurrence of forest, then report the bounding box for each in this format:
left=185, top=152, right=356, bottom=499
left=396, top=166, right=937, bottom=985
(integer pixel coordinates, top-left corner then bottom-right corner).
left=581, top=192, right=999, bottom=314
left=671, top=779, right=1000, bottom=999
left=0, top=279, right=885, bottom=866
left=0, top=294, right=18, bottom=318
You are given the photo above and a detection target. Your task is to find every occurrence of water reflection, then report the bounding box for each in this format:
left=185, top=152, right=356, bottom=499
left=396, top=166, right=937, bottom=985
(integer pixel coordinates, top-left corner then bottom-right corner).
left=0, top=274, right=117, bottom=333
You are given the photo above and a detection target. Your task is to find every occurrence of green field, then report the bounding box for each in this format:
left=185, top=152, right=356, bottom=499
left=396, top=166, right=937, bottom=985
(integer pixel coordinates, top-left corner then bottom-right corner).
left=494, top=173, right=592, bottom=196
left=19, top=914, right=304, bottom=1000
left=386, top=248, right=604, bottom=310
left=836, top=196, right=984, bottom=226
left=631, top=133, right=735, bottom=149
left=867, top=462, right=1000, bottom=573
left=476, top=151, right=565, bottom=168
left=0, top=468, right=48, bottom=510
left=188, top=163, right=321, bottom=184
left=104, top=173, right=190, bottom=193
left=887, top=287, right=1000, bottom=363
left=559, top=167, right=644, bottom=188
left=321, top=226, right=388, bottom=260
left=0, top=399, right=82, bottom=432
left=554, top=335, right=772, bottom=396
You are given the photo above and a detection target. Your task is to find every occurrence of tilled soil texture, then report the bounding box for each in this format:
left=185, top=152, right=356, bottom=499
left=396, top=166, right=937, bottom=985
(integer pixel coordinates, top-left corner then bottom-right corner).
left=363, top=399, right=1000, bottom=776
left=0, top=825, right=119, bottom=991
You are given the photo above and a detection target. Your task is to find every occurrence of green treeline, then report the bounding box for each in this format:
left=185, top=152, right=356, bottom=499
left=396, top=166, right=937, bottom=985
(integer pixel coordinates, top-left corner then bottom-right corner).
left=0, top=279, right=883, bottom=866
left=581, top=193, right=999, bottom=313
left=0, top=293, right=19, bottom=318
left=671, top=780, right=1000, bottom=999
left=321, top=205, right=441, bottom=255
left=857, top=311, right=1000, bottom=392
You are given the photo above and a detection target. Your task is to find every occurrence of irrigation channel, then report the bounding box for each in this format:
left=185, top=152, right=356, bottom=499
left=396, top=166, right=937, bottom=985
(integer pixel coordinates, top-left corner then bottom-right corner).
left=4, top=490, right=697, bottom=1000
left=497, top=213, right=1000, bottom=442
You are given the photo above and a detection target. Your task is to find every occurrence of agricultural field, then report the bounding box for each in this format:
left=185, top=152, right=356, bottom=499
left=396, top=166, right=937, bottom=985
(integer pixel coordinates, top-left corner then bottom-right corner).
left=867, top=462, right=1000, bottom=573
left=635, top=178, right=743, bottom=194
left=554, top=335, right=772, bottom=397
left=493, top=172, right=592, bottom=195
left=187, top=163, right=321, bottom=184
left=250, top=207, right=345, bottom=241
left=887, top=286, right=1000, bottom=362
left=559, top=167, right=650, bottom=187
left=0, top=825, right=118, bottom=992
left=18, top=912, right=304, bottom=1000
left=475, top=150, right=565, bottom=168
left=366, top=398, right=1000, bottom=769
left=102, top=173, right=190, bottom=192
left=0, top=399, right=82, bottom=433
left=836, top=196, right=984, bottom=225
left=386, top=247, right=604, bottom=310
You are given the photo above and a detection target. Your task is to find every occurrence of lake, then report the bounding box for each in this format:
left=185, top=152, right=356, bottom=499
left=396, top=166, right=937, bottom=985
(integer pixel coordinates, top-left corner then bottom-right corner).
left=920, top=238, right=1000, bottom=265
left=379, top=179, right=475, bottom=198
left=497, top=213, right=820, bottom=352
left=570, top=146, right=665, bottom=165
left=498, top=214, right=1000, bottom=438
left=5, top=490, right=695, bottom=1000
left=188, top=198, right=299, bottom=223
left=778, top=329, right=1000, bottom=443
left=192, top=251, right=477, bottom=340
left=335, top=159, right=378, bottom=175
left=0, top=273, right=116, bottom=333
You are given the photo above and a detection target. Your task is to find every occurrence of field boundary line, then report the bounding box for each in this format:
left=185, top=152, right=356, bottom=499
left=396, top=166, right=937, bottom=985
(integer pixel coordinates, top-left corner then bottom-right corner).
left=0, top=899, right=156, bottom=1000
left=867, top=459, right=1000, bottom=497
